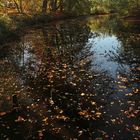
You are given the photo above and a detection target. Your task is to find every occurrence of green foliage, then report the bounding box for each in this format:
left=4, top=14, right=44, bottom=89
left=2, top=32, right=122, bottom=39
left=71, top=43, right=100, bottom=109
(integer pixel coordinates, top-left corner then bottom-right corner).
left=108, top=0, right=140, bottom=15
left=63, top=0, right=92, bottom=15
left=0, top=16, right=10, bottom=37
left=0, top=0, right=140, bottom=16
left=0, top=15, right=18, bottom=44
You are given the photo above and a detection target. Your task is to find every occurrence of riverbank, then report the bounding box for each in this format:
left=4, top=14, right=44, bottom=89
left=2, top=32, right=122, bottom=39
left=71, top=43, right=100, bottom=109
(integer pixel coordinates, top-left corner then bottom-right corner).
left=0, top=16, right=19, bottom=45
left=123, top=15, right=140, bottom=22
left=0, top=12, right=114, bottom=45
left=123, top=9, right=140, bottom=22
left=11, top=12, right=115, bottom=27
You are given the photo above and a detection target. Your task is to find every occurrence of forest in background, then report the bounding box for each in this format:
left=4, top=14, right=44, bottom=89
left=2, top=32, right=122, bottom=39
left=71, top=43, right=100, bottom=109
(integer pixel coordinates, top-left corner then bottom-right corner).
left=0, top=0, right=140, bottom=44
left=0, top=0, right=140, bottom=16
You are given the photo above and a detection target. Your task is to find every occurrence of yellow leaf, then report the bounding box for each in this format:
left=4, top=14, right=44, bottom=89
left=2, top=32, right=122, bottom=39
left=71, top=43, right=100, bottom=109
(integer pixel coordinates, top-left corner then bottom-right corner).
left=0, top=112, right=6, bottom=116
left=81, top=93, right=85, bottom=96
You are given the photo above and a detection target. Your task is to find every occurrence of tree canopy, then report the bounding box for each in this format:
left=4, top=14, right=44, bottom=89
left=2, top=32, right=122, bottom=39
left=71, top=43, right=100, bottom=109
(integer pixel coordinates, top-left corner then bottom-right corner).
left=0, top=0, right=139, bottom=15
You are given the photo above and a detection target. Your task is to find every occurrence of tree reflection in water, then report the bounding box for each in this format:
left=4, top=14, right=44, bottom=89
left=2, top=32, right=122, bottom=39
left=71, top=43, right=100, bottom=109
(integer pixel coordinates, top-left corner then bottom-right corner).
left=0, top=16, right=140, bottom=140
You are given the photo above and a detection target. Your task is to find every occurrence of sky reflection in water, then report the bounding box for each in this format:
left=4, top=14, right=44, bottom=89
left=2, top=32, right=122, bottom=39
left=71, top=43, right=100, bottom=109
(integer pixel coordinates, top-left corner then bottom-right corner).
left=89, top=34, right=130, bottom=77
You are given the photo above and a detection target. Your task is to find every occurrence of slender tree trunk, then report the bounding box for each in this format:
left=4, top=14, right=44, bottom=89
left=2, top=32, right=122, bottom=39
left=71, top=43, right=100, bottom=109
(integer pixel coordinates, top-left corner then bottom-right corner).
left=51, top=0, right=57, bottom=12
left=19, top=0, right=23, bottom=13
left=59, top=0, right=63, bottom=12
left=13, top=0, right=21, bottom=13
left=42, top=0, right=48, bottom=13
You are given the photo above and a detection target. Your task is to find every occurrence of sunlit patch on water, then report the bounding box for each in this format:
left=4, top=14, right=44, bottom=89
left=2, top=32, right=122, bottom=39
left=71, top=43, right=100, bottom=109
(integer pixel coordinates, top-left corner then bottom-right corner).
left=89, top=33, right=130, bottom=77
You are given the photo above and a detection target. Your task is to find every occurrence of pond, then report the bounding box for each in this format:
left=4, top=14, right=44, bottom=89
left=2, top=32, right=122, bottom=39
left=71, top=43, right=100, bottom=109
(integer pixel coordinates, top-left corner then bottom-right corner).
left=0, top=15, right=140, bottom=140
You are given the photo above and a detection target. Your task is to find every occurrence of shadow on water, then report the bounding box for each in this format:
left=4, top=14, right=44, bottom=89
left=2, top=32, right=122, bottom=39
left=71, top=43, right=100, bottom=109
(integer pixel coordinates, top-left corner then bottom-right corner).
left=0, top=15, right=140, bottom=139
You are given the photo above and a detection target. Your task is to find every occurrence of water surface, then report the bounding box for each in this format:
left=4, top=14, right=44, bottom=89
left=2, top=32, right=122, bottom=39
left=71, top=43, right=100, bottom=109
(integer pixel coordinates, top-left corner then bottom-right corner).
left=0, top=15, right=140, bottom=140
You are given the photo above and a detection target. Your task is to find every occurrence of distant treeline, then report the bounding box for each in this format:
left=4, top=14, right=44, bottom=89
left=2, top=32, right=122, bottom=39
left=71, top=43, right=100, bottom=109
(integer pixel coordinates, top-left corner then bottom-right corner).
left=0, top=0, right=139, bottom=15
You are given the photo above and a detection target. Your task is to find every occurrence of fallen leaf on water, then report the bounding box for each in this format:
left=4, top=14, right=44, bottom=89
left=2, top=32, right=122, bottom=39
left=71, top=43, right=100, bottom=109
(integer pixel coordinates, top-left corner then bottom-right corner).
left=111, top=119, right=116, bottom=124
left=96, top=112, right=102, bottom=118
left=15, top=116, right=25, bottom=122
left=133, top=89, right=139, bottom=94
left=38, top=130, right=43, bottom=138
left=79, top=110, right=88, bottom=116
left=6, top=96, right=11, bottom=100
left=78, top=130, right=83, bottom=136
left=91, top=101, right=96, bottom=105
left=136, top=67, right=140, bottom=71
left=125, top=93, right=133, bottom=96
left=56, top=115, right=69, bottom=121
left=119, top=85, right=126, bottom=89
left=133, top=125, right=140, bottom=131
left=110, top=102, right=114, bottom=105
left=81, top=93, right=85, bottom=96
left=42, top=117, right=48, bottom=124
left=0, top=112, right=6, bottom=116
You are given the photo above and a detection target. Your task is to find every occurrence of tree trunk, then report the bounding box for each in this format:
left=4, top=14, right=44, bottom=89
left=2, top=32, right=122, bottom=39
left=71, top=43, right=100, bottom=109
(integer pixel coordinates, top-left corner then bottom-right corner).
left=51, top=0, right=57, bottom=12
left=13, top=0, right=21, bottom=13
left=42, top=0, right=48, bottom=13
left=59, top=0, right=63, bottom=12
left=19, top=0, right=23, bottom=13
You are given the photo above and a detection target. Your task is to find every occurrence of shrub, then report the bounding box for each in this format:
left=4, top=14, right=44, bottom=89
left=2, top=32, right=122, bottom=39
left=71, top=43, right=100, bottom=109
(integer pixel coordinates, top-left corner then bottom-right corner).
left=0, top=15, right=18, bottom=45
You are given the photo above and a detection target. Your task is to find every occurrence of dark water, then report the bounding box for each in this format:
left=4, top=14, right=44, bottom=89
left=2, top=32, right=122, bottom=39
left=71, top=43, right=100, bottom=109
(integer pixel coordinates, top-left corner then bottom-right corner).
left=0, top=15, right=140, bottom=140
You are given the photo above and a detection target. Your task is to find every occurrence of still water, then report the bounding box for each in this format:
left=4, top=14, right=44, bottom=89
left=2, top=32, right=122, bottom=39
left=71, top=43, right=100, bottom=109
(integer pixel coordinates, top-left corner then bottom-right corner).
left=0, top=15, right=140, bottom=140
